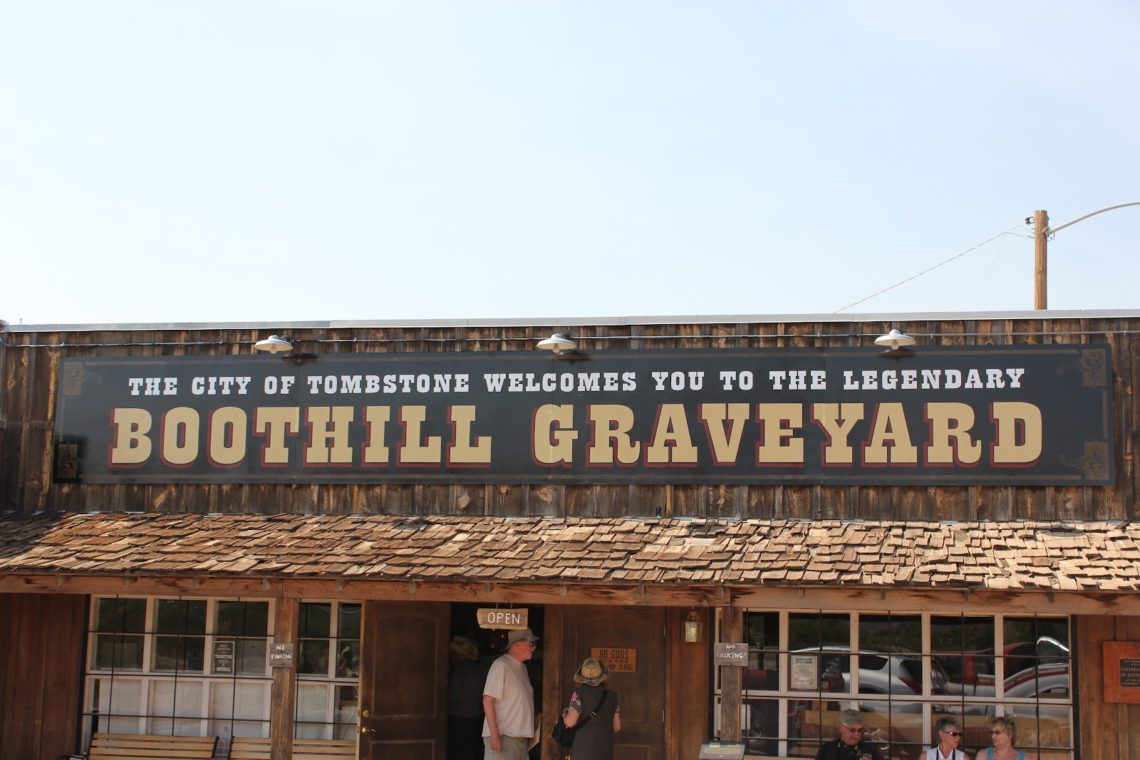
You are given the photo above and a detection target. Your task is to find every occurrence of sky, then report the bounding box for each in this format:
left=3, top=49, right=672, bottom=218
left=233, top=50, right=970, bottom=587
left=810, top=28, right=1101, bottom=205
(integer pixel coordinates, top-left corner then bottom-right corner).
left=1, top=1, right=1138, bottom=326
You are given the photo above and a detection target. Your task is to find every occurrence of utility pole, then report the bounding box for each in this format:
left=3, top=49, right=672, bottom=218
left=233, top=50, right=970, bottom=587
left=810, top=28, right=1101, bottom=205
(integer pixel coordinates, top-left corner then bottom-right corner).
left=1033, top=209, right=1048, bottom=310
left=1031, top=202, right=1140, bottom=310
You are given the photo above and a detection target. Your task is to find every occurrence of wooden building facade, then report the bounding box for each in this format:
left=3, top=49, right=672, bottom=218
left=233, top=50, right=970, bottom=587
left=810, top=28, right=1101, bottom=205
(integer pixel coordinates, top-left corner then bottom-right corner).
left=1, top=311, right=1139, bottom=760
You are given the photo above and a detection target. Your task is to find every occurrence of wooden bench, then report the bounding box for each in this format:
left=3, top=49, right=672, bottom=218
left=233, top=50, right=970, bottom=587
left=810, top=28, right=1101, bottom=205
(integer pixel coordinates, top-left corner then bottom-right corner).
left=87, top=732, right=218, bottom=760
left=229, top=737, right=355, bottom=760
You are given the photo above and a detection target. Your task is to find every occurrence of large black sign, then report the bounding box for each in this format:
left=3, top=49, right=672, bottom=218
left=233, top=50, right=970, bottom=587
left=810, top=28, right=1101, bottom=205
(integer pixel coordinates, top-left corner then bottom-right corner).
left=52, top=345, right=1113, bottom=485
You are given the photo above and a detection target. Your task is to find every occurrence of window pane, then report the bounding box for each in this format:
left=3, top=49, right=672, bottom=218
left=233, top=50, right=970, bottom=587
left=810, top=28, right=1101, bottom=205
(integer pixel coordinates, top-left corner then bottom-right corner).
left=298, top=640, right=330, bottom=676
left=147, top=680, right=202, bottom=735
left=300, top=603, right=331, bottom=638
left=859, top=700, right=921, bottom=751
left=744, top=698, right=779, bottom=756
left=1034, top=619, right=1070, bottom=654
left=217, top=602, right=269, bottom=637
left=1037, top=704, right=1073, bottom=750
left=334, top=686, right=359, bottom=741
left=859, top=615, right=922, bottom=700
left=786, top=699, right=842, bottom=758
left=156, top=599, right=206, bottom=634
left=96, top=598, right=146, bottom=633
left=860, top=614, right=921, bottom=653
left=338, top=604, right=361, bottom=639
left=154, top=635, right=205, bottom=672
left=335, top=640, right=360, bottom=679
left=961, top=711, right=993, bottom=753
left=237, top=639, right=268, bottom=676
left=1000, top=704, right=1074, bottom=754
left=790, top=614, right=850, bottom=693
left=91, top=677, right=143, bottom=734
left=744, top=612, right=779, bottom=690
left=209, top=681, right=269, bottom=739
left=932, top=615, right=995, bottom=697
left=296, top=684, right=330, bottom=739
left=1003, top=617, right=1070, bottom=701
left=1004, top=659, right=1071, bottom=701
left=790, top=613, right=849, bottom=651
left=95, top=633, right=144, bottom=670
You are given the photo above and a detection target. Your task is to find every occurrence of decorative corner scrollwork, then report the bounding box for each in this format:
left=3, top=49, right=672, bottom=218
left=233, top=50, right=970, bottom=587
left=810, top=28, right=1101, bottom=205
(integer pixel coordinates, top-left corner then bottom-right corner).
left=1054, top=348, right=1108, bottom=387
left=1079, top=349, right=1107, bottom=386
left=61, top=364, right=86, bottom=396
left=1079, top=441, right=1110, bottom=481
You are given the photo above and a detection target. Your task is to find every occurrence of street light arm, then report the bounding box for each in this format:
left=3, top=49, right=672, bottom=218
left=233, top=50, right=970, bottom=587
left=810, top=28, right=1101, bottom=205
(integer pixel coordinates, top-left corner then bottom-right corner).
left=1048, top=201, right=1140, bottom=235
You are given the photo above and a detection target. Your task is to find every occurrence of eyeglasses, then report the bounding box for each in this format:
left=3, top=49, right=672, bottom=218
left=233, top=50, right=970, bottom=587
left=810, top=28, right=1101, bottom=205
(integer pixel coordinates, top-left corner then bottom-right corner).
left=943, top=730, right=962, bottom=737
left=840, top=725, right=864, bottom=733
left=991, top=730, right=1006, bottom=735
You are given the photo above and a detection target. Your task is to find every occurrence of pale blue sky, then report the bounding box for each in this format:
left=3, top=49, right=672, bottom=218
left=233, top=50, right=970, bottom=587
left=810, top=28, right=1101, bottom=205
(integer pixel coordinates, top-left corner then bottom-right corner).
left=2, top=1, right=1137, bottom=325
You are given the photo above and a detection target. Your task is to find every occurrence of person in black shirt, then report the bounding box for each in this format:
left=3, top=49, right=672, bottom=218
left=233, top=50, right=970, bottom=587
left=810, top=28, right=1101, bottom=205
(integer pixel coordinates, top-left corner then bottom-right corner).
left=814, top=709, right=883, bottom=760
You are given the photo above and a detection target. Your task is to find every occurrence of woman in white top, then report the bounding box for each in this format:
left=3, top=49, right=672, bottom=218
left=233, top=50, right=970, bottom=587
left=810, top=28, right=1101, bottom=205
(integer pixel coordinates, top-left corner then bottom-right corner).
left=926, top=717, right=966, bottom=760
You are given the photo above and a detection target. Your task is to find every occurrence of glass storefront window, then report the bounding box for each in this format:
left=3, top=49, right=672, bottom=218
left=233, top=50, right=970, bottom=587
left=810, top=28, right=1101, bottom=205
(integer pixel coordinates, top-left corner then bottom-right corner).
left=728, top=611, right=1074, bottom=759
left=84, top=597, right=276, bottom=744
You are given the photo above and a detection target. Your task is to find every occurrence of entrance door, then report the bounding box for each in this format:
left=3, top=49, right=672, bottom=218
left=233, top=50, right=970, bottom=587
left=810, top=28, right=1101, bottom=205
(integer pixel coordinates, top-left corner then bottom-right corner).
left=359, top=601, right=449, bottom=760
left=562, top=606, right=665, bottom=760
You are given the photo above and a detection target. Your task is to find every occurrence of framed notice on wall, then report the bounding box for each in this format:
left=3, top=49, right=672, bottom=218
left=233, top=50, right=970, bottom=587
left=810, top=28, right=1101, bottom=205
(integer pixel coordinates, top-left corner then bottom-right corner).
left=1103, top=641, right=1140, bottom=704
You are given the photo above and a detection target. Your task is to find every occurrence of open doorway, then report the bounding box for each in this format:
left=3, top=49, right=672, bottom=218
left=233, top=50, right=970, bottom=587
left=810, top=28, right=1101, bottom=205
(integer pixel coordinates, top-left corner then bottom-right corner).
left=448, top=603, right=545, bottom=760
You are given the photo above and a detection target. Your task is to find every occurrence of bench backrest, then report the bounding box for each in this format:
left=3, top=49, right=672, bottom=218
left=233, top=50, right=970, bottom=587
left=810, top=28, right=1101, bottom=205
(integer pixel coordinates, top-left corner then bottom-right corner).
left=88, top=732, right=218, bottom=760
left=229, top=736, right=355, bottom=760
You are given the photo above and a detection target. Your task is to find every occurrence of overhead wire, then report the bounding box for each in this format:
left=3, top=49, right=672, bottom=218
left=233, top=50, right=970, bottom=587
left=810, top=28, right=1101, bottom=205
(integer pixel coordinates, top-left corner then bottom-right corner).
left=833, top=223, right=1030, bottom=314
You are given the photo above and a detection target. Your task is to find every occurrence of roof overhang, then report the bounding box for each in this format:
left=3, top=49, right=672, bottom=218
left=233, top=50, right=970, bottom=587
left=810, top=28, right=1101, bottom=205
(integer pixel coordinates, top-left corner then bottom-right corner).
left=2, top=512, right=1138, bottom=614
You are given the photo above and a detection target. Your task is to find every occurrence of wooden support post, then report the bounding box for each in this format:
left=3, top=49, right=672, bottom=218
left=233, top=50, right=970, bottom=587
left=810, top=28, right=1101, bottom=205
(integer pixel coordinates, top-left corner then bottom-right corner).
left=1034, top=209, right=1049, bottom=310
left=541, top=605, right=565, bottom=760
left=269, top=598, right=298, bottom=760
left=719, top=607, right=743, bottom=742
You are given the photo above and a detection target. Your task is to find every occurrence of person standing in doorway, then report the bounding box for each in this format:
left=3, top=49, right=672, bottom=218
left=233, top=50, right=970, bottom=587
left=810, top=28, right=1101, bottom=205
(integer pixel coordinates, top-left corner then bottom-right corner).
left=482, top=629, right=538, bottom=760
left=560, top=657, right=620, bottom=760
left=448, top=636, right=487, bottom=760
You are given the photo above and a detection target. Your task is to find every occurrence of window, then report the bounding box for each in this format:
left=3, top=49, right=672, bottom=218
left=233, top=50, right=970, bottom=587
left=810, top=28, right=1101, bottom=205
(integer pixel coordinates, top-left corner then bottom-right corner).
left=722, top=611, right=1073, bottom=760
left=85, top=597, right=272, bottom=744
left=295, top=601, right=361, bottom=740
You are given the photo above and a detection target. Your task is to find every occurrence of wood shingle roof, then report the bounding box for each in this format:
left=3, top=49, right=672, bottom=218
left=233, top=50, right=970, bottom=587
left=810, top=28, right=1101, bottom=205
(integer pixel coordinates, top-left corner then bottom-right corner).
left=2, top=512, right=1139, bottom=592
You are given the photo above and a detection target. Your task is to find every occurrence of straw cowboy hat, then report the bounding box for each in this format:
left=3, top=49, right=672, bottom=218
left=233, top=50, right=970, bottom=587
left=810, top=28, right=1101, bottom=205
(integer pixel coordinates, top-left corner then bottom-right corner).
left=573, top=657, right=610, bottom=686
left=449, top=636, right=479, bottom=661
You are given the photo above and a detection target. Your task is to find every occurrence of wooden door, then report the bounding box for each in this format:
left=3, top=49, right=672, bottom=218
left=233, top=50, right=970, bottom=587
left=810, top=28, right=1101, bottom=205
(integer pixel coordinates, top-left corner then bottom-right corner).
left=562, top=606, right=665, bottom=760
left=359, top=601, right=449, bottom=760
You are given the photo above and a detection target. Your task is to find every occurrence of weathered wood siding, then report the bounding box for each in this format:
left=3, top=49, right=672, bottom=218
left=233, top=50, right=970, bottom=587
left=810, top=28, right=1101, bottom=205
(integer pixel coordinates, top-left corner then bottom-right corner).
left=1077, top=614, right=1140, bottom=760
left=0, top=593, right=87, bottom=760
left=1, top=317, right=1136, bottom=520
